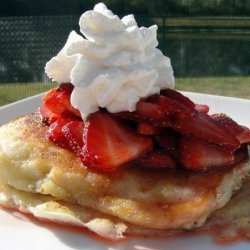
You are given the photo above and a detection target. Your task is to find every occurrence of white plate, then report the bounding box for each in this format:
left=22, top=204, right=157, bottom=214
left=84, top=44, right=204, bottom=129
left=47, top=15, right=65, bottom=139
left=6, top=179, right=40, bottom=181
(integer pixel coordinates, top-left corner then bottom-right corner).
left=0, top=92, right=250, bottom=250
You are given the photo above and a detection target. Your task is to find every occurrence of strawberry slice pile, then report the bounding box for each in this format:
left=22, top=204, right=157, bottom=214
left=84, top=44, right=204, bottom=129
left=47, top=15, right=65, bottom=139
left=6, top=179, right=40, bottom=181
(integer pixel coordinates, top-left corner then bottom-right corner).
left=40, top=83, right=250, bottom=172
left=39, top=83, right=81, bottom=123
left=40, top=84, right=152, bottom=171
left=82, top=112, right=152, bottom=171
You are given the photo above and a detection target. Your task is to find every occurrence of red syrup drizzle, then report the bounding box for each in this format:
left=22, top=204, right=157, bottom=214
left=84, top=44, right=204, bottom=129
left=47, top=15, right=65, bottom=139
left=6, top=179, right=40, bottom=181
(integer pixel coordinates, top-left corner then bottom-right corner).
left=1, top=203, right=250, bottom=245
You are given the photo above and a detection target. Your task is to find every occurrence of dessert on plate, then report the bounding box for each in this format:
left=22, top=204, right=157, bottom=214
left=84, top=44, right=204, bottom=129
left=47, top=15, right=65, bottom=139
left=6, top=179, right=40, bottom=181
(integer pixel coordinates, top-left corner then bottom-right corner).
left=0, top=3, right=250, bottom=241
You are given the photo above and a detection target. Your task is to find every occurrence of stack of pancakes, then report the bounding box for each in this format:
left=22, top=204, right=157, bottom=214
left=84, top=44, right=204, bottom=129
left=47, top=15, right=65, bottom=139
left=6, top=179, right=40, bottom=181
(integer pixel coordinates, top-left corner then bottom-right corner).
left=0, top=113, right=249, bottom=240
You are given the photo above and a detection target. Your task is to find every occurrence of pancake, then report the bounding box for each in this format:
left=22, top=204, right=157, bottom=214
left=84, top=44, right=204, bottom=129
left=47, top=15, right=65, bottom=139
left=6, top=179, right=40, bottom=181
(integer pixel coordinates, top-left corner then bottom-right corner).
left=0, top=113, right=249, bottom=240
left=203, top=174, right=250, bottom=242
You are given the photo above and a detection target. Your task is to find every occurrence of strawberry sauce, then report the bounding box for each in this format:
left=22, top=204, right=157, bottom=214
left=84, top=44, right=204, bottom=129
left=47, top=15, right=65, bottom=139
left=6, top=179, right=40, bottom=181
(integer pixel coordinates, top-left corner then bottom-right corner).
left=1, top=202, right=250, bottom=244
left=40, top=83, right=250, bottom=173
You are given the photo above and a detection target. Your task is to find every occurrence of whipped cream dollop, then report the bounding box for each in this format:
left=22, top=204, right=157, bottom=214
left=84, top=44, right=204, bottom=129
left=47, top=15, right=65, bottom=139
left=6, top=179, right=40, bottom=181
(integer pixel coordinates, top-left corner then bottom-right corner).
left=45, top=3, right=175, bottom=119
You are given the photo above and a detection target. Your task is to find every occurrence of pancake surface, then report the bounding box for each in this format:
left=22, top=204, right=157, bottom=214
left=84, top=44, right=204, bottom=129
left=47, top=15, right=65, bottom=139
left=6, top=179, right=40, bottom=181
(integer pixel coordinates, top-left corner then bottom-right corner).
left=0, top=113, right=249, bottom=239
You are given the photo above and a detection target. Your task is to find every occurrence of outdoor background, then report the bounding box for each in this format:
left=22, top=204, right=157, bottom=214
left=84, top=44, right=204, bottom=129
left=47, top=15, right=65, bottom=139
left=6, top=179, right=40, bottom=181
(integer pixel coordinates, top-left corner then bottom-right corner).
left=0, top=0, right=250, bottom=106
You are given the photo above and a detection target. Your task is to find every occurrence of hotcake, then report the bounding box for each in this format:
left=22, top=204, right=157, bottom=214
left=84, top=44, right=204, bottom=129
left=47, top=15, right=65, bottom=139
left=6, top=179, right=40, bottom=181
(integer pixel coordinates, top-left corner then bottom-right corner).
left=0, top=113, right=249, bottom=240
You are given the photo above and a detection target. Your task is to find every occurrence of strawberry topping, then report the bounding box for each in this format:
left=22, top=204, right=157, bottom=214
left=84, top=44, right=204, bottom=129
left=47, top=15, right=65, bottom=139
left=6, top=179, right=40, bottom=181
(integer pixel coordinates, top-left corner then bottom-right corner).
left=137, top=150, right=176, bottom=169
left=159, top=95, right=240, bottom=150
left=41, top=86, right=249, bottom=172
left=82, top=112, right=152, bottom=171
left=155, top=130, right=179, bottom=159
left=194, top=104, right=209, bottom=114
left=161, top=88, right=195, bottom=109
left=137, top=122, right=161, bottom=135
left=62, top=121, right=85, bottom=157
left=39, top=105, right=60, bottom=124
left=46, top=118, right=70, bottom=149
left=42, top=84, right=81, bottom=119
left=212, top=114, right=250, bottom=145
left=179, top=137, right=234, bottom=170
left=117, top=94, right=240, bottom=150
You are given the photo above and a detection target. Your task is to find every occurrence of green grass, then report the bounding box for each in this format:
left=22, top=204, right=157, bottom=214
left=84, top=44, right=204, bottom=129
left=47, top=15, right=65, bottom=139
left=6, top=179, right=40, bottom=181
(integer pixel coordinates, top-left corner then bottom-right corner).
left=0, top=82, right=54, bottom=106
left=154, top=17, right=250, bottom=40
left=175, top=76, right=250, bottom=99
left=152, top=17, right=250, bottom=27
left=158, top=32, right=250, bottom=41
left=0, top=77, right=249, bottom=107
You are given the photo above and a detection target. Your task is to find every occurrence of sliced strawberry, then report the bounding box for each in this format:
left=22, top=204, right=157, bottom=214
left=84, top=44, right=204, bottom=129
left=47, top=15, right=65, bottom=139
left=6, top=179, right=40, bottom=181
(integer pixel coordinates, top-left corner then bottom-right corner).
left=46, top=119, right=70, bottom=149
left=237, top=126, right=250, bottom=145
left=57, top=83, right=74, bottom=93
left=115, top=95, right=173, bottom=127
left=158, top=96, right=240, bottom=150
left=179, top=137, right=234, bottom=170
left=62, top=121, right=84, bottom=156
left=161, top=89, right=209, bottom=114
left=137, top=122, right=161, bottom=135
left=155, top=129, right=179, bottom=159
left=137, top=150, right=176, bottom=169
left=116, top=94, right=240, bottom=150
left=212, top=114, right=250, bottom=145
left=173, top=112, right=240, bottom=150
left=194, top=104, right=209, bottom=114
left=83, top=112, right=152, bottom=171
left=115, top=94, right=182, bottom=127
left=135, top=97, right=173, bottom=126
left=161, top=89, right=195, bottom=109
left=42, top=87, right=80, bottom=118
left=233, top=146, right=249, bottom=165
left=113, top=111, right=140, bottom=122
left=39, top=105, right=60, bottom=124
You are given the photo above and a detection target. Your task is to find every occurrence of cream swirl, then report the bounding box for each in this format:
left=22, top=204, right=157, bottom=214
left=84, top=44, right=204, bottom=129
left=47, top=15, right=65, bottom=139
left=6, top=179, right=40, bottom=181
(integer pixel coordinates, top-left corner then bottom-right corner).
left=45, top=3, right=175, bottom=119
